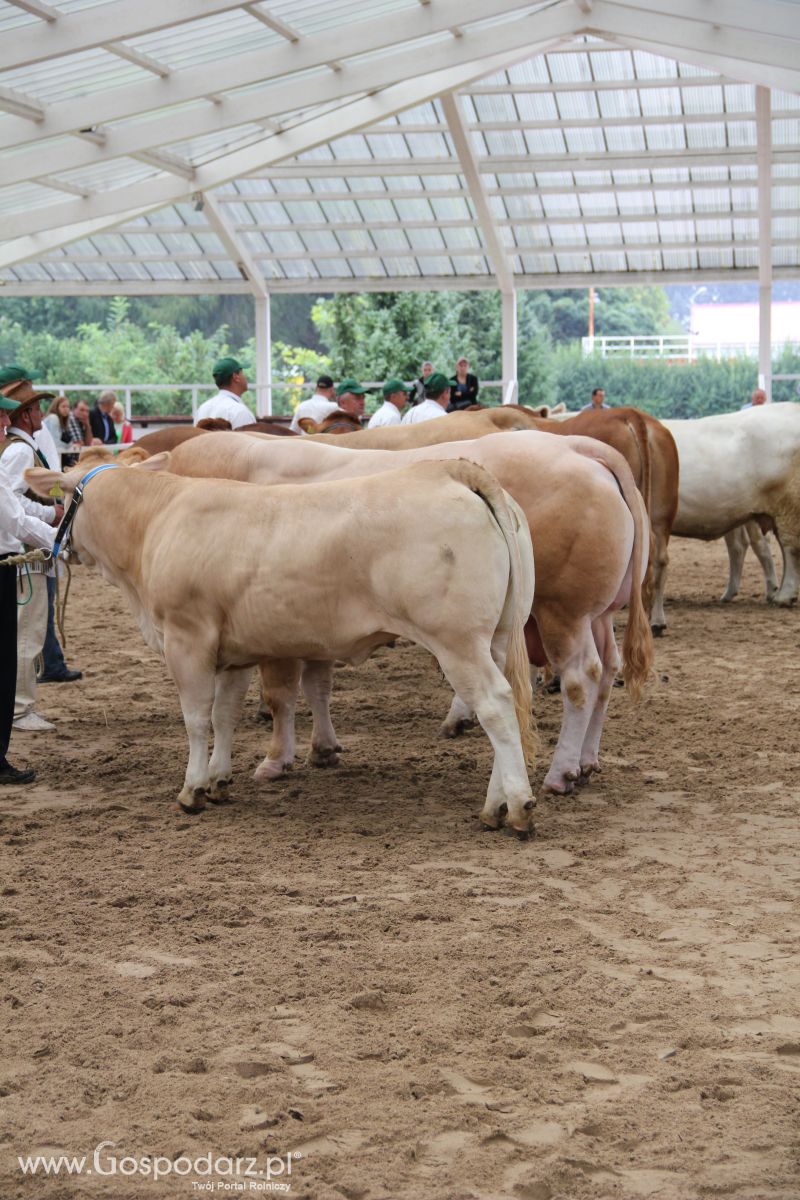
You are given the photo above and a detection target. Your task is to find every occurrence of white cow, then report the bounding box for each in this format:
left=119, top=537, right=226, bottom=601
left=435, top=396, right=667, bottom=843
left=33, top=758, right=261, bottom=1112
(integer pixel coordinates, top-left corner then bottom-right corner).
left=659, top=403, right=800, bottom=610
left=28, top=458, right=536, bottom=832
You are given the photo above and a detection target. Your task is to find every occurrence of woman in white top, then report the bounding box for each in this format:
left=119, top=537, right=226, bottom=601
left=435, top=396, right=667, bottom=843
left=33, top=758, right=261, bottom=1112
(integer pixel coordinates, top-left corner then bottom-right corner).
left=401, top=372, right=451, bottom=424
left=44, top=395, right=78, bottom=465
left=367, top=379, right=410, bottom=429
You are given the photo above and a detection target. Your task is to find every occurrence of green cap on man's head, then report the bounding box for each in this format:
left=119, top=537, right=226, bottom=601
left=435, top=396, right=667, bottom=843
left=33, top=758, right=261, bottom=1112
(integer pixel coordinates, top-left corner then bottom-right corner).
left=382, top=378, right=409, bottom=396
left=0, top=363, right=37, bottom=388
left=212, top=356, right=247, bottom=378
left=336, top=379, right=367, bottom=397
left=0, top=393, right=20, bottom=412
left=425, top=372, right=451, bottom=398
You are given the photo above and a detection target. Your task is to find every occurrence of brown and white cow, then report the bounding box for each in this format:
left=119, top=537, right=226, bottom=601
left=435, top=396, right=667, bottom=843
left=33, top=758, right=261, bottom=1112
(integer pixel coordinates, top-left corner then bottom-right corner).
left=28, top=457, right=535, bottom=831
left=165, top=429, right=653, bottom=794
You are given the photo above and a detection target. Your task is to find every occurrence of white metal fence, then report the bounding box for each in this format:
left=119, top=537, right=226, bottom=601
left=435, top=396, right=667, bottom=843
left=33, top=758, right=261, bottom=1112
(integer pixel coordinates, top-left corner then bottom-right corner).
left=582, top=335, right=800, bottom=361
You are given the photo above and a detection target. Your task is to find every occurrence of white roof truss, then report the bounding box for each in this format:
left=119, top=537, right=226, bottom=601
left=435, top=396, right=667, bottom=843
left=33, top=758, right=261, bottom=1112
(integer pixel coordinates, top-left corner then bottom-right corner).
left=0, top=0, right=797, bottom=292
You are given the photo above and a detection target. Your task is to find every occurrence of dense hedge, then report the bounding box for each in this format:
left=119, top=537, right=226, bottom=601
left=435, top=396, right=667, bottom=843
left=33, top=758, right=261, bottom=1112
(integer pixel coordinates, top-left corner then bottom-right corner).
left=540, top=344, right=800, bottom=417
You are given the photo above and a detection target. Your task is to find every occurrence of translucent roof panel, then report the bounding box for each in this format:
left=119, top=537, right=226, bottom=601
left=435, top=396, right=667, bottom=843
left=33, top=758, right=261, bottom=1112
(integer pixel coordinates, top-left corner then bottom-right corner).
left=0, top=4, right=797, bottom=292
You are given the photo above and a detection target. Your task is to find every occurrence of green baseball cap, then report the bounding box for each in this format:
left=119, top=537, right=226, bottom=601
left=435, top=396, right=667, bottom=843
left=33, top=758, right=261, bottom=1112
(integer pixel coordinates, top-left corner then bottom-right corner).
left=0, top=393, right=21, bottom=412
left=212, top=355, right=247, bottom=377
left=425, top=372, right=451, bottom=398
left=0, top=363, right=37, bottom=388
left=336, top=379, right=367, bottom=397
left=382, top=378, right=410, bottom=396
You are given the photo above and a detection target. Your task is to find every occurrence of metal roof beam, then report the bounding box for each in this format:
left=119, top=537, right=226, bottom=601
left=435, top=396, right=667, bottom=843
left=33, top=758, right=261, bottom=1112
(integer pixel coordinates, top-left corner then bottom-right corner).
left=0, top=0, right=577, bottom=152
left=2, top=0, right=248, bottom=73
left=441, top=92, right=514, bottom=293
left=252, top=147, right=800, bottom=177
left=466, top=75, right=737, bottom=93
left=104, top=43, right=171, bottom=79
left=0, top=36, right=568, bottom=265
left=0, top=85, right=44, bottom=121
left=3, top=266, right=800, bottom=297
left=0, top=2, right=580, bottom=189
left=4, top=0, right=57, bottom=18
left=616, top=0, right=800, bottom=45
left=588, top=0, right=800, bottom=91
left=37, top=236, right=795, bottom=263
left=130, top=149, right=196, bottom=180
left=202, top=191, right=269, bottom=297
left=366, top=109, right=800, bottom=133
left=244, top=4, right=301, bottom=41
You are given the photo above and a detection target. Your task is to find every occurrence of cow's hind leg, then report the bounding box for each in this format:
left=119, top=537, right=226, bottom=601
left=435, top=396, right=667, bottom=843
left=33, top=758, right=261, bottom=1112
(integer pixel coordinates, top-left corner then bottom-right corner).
left=537, top=614, right=602, bottom=795
left=435, top=641, right=534, bottom=833
left=650, top=526, right=670, bottom=634
left=207, top=666, right=253, bottom=802
left=578, top=613, right=620, bottom=781
left=164, top=632, right=217, bottom=813
left=301, top=660, right=341, bottom=766
left=254, top=659, right=301, bottom=780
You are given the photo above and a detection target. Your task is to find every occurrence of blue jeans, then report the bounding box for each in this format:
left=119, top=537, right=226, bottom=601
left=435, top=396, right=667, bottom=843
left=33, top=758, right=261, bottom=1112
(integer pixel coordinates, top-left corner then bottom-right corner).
left=40, top=575, right=67, bottom=678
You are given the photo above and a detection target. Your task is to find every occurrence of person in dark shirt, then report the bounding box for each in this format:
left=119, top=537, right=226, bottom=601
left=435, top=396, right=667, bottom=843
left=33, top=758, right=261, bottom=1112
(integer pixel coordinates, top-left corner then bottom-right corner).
left=448, top=356, right=479, bottom=411
left=90, top=391, right=118, bottom=444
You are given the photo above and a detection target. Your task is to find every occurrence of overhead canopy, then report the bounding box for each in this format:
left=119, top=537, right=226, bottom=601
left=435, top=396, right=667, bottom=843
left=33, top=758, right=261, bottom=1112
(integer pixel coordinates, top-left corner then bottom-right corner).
left=0, top=0, right=798, bottom=297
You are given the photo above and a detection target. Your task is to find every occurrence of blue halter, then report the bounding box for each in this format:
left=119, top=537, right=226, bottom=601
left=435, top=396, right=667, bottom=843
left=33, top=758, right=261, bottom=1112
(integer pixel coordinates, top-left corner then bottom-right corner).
left=53, top=463, right=120, bottom=560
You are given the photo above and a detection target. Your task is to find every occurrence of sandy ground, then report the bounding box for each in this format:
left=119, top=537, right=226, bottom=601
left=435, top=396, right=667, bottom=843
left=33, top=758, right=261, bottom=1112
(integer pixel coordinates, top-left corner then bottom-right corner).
left=2, top=536, right=800, bottom=1200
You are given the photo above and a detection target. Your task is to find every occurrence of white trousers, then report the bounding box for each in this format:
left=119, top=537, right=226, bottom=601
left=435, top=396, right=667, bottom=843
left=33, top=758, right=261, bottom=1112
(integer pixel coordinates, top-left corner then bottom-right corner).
left=15, top=570, right=47, bottom=719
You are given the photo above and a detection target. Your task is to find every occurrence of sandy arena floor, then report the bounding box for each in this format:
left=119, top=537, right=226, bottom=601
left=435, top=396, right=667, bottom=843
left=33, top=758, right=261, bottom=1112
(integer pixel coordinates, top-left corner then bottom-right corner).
left=2, top=537, right=799, bottom=1200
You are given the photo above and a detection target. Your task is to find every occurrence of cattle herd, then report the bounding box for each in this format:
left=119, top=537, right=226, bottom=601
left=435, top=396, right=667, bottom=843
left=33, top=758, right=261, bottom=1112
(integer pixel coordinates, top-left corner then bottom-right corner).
left=26, top=400, right=800, bottom=831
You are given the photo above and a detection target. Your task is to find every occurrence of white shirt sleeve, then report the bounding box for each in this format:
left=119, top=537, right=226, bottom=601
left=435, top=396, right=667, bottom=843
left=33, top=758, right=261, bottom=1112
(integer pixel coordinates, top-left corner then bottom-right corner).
left=0, top=475, right=56, bottom=551
left=0, top=440, right=58, bottom=524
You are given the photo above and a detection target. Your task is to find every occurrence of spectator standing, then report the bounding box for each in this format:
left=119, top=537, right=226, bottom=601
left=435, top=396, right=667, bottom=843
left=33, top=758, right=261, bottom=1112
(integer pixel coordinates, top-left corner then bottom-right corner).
left=0, top=380, right=64, bottom=732
left=44, top=396, right=79, bottom=466
left=290, top=374, right=338, bottom=434
left=412, top=361, right=434, bottom=405
left=90, top=390, right=118, bottom=444
left=0, top=395, right=56, bottom=783
left=581, top=387, right=609, bottom=411
left=111, top=400, right=134, bottom=443
left=448, top=356, right=479, bottom=411
left=402, top=372, right=451, bottom=424
left=367, top=379, right=409, bottom=429
left=194, top=358, right=254, bottom=429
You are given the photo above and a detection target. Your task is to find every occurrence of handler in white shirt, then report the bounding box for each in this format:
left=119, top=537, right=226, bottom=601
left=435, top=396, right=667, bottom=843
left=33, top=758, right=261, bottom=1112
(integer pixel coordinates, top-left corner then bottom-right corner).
left=402, top=372, right=451, bottom=425
left=1, top=397, right=56, bottom=784
left=290, top=374, right=338, bottom=434
left=367, top=378, right=410, bottom=429
left=194, top=357, right=254, bottom=429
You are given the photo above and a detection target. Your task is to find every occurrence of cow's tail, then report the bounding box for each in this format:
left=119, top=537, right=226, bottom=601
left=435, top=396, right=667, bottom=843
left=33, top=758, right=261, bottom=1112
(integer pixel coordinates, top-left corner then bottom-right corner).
left=621, top=407, right=655, bottom=616
left=442, top=459, right=536, bottom=765
left=570, top=443, right=654, bottom=703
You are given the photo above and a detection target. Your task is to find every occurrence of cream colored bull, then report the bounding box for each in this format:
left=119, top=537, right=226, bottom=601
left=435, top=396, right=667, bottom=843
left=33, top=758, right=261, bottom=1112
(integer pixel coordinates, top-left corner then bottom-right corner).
left=28, top=458, right=535, bottom=831
left=164, top=430, right=653, bottom=794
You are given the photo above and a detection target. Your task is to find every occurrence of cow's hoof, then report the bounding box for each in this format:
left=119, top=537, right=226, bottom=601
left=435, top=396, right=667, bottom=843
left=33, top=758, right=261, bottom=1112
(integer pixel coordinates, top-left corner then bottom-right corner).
left=439, top=718, right=475, bottom=739
left=719, top=592, right=735, bottom=604
left=208, top=778, right=233, bottom=804
left=509, top=824, right=533, bottom=841
left=543, top=778, right=575, bottom=796
left=544, top=676, right=561, bottom=695
left=178, top=786, right=208, bottom=814
left=309, top=746, right=340, bottom=768
left=651, top=624, right=666, bottom=637
left=479, top=812, right=502, bottom=831
left=771, top=594, right=797, bottom=608
left=254, top=759, right=292, bottom=782
left=256, top=705, right=272, bottom=724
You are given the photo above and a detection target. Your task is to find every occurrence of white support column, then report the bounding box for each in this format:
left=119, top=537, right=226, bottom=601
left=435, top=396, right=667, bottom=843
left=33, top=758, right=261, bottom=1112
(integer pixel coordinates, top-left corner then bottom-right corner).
left=254, top=294, right=272, bottom=418
left=756, top=85, right=772, bottom=400
left=501, top=289, right=518, bottom=404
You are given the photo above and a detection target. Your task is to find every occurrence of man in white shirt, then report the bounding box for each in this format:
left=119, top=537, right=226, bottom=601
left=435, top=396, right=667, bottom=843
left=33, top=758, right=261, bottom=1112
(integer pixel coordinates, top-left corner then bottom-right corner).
left=402, top=372, right=451, bottom=425
left=290, top=375, right=338, bottom=434
left=0, top=396, right=56, bottom=783
left=194, top=357, right=255, bottom=429
left=0, top=381, right=62, bottom=734
left=367, top=379, right=410, bottom=429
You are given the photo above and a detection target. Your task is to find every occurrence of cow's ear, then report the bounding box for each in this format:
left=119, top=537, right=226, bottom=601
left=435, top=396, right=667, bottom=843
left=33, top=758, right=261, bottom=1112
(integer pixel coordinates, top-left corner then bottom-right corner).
left=297, top=417, right=317, bottom=433
left=135, top=450, right=171, bottom=473
left=25, top=466, right=74, bottom=497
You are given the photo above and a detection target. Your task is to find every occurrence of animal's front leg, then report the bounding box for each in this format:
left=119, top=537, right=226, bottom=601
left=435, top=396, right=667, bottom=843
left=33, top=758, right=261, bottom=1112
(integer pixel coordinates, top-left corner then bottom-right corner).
left=208, top=666, right=254, bottom=802
left=165, top=631, right=217, bottom=813
left=301, top=660, right=341, bottom=766
left=254, top=658, right=301, bottom=780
